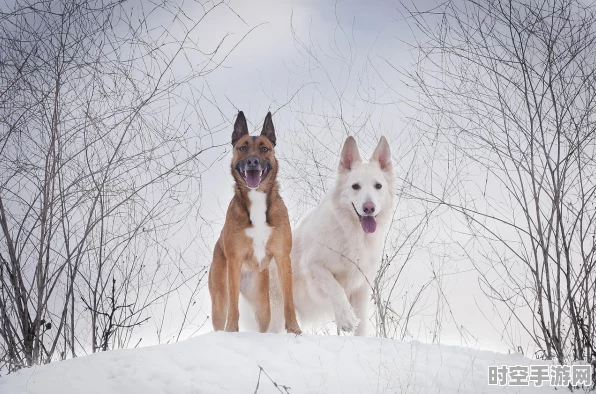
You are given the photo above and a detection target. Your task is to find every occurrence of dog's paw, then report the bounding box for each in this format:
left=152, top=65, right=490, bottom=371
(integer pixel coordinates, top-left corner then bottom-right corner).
left=335, top=307, right=360, bottom=333
left=285, top=322, right=302, bottom=335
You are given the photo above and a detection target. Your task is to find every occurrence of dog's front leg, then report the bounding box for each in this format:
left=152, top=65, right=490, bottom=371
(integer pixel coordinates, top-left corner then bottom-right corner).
left=310, top=265, right=359, bottom=333
left=350, top=285, right=371, bottom=336
left=208, top=241, right=228, bottom=331
left=225, top=256, right=243, bottom=332
left=274, top=253, right=302, bottom=334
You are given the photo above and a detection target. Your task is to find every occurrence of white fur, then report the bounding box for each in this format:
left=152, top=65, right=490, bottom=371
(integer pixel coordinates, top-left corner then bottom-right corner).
left=245, top=190, right=272, bottom=268
left=268, top=137, right=395, bottom=335
left=239, top=190, right=280, bottom=333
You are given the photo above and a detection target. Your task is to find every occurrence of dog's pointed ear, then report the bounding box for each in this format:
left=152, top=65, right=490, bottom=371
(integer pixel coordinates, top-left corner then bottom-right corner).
left=232, top=111, right=249, bottom=146
left=339, top=136, right=361, bottom=172
left=370, top=136, right=392, bottom=171
left=261, top=112, right=276, bottom=146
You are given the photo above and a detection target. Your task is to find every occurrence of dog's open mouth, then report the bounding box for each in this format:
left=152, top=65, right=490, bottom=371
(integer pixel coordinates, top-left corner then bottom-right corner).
left=239, top=167, right=269, bottom=189
left=352, top=203, right=377, bottom=233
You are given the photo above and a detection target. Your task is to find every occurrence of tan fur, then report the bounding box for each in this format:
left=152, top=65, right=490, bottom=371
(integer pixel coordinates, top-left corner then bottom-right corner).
left=208, top=113, right=301, bottom=334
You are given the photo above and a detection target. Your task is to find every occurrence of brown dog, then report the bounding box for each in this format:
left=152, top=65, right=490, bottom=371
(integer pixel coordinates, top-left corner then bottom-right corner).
left=208, top=111, right=301, bottom=334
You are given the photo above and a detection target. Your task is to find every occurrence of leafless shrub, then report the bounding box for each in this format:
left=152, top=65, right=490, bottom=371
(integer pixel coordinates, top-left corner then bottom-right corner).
left=402, top=0, right=596, bottom=365
left=0, top=0, right=245, bottom=372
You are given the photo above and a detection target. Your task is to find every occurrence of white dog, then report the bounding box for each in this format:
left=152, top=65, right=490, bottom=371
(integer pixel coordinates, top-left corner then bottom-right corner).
left=252, top=136, right=395, bottom=336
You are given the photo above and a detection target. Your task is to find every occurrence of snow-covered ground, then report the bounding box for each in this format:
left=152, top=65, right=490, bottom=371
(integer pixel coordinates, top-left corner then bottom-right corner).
left=1, top=332, right=559, bottom=393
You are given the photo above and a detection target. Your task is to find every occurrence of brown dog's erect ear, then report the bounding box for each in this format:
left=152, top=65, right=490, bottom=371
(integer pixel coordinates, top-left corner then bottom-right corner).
left=261, top=112, right=276, bottom=146
left=338, top=136, right=362, bottom=172
left=232, top=111, right=249, bottom=146
left=370, top=136, right=392, bottom=171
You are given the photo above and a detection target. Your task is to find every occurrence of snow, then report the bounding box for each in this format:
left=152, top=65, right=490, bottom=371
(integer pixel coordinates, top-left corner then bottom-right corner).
left=0, top=332, right=558, bottom=393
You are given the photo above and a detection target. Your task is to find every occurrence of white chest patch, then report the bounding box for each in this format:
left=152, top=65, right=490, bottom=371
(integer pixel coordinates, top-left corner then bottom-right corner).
left=245, top=190, right=272, bottom=266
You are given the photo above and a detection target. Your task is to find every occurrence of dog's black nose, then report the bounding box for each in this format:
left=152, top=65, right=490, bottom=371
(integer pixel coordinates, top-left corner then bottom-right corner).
left=246, top=156, right=260, bottom=168
left=363, top=202, right=375, bottom=215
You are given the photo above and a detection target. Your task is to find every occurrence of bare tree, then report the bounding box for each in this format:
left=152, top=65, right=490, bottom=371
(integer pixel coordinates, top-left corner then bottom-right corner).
left=403, top=0, right=596, bottom=366
left=0, top=0, right=246, bottom=372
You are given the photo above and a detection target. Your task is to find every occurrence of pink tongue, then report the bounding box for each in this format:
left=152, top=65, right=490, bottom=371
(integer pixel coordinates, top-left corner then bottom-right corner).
left=246, top=170, right=261, bottom=188
left=360, top=216, right=377, bottom=233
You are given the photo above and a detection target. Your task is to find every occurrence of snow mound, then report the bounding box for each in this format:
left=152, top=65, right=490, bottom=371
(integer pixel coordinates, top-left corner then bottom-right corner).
left=1, top=332, right=556, bottom=393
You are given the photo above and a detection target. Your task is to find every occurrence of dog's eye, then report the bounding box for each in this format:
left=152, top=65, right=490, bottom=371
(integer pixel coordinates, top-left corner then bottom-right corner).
left=352, top=183, right=360, bottom=190
left=238, top=146, right=246, bottom=152
left=260, top=146, right=269, bottom=152
left=375, top=183, right=382, bottom=190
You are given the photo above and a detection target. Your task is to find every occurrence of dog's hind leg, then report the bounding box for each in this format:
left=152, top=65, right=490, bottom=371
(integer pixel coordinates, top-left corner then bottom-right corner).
left=208, top=240, right=227, bottom=331
left=266, top=265, right=285, bottom=333
left=241, top=268, right=271, bottom=333
left=252, top=269, right=272, bottom=333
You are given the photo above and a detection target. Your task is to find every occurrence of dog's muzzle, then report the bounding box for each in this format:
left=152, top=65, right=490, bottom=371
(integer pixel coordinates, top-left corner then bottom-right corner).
left=237, top=156, right=270, bottom=189
left=352, top=203, right=377, bottom=233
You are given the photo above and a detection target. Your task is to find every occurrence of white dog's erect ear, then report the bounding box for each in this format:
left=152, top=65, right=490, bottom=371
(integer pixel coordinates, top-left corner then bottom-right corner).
left=232, top=111, right=249, bottom=146
left=370, top=136, right=392, bottom=171
left=261, top=111, right=276, bottom=146
left=339, top=136, right=362, bottom=172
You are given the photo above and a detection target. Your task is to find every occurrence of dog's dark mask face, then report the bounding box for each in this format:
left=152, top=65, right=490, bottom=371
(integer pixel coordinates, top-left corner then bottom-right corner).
left=231, top=111, right=277, bottom=190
